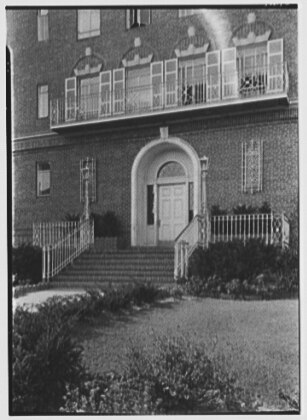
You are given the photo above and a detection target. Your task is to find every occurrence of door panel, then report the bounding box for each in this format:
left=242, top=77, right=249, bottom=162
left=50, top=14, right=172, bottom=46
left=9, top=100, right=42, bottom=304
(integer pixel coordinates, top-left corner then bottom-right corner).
left=159, top=184, right=186, bottom=242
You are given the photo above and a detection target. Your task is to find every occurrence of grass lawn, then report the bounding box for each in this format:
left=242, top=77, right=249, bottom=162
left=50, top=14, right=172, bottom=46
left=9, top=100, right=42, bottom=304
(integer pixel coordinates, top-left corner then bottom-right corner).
left=75, top=297, right=299, bottom=411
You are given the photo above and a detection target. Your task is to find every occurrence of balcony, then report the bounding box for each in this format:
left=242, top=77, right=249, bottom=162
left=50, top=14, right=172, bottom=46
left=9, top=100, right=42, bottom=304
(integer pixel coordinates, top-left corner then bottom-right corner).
left=50, top=62, right=289, bottom=130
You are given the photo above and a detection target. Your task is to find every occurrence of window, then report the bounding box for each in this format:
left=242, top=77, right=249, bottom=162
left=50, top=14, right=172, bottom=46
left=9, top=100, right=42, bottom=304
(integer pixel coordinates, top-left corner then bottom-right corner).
left=37, top=162, right=51, bottom=197
left=79, top=76, right=99, bottom=119
left=242, top=140, right=263, bottom=193
left=80, top=158, right=96, bottom=203
left=179, top=58, right=206, bottom=105
left=179, top=9, right=202, bottom=18
left=126, top=9, right=151, bottom=29
left=78, top=10, right=100, bottom=39
left=37, top=9, right=49, bottom=41
left=237, top=44, right=267, bottom=95
left=37, top=85, right=49, bottom=118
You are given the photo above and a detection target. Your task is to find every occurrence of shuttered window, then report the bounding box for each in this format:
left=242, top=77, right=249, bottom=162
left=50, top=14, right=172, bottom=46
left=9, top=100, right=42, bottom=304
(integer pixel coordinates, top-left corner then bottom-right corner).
left=80, top=158, right=96, bottom=203
left=267, top=39, right=284, bottom=93
left=242, top=140, right=263, bottom=193
left=65, top=77, right=77, bottom=121
left=206, top=50, right=221, bottom=102
left=150, top=61, right=163, bottom=109
left=222, top=48, right=238, bottom=99
left=99, top=71, right=112, bottom=117
left=37, top=9, right=49, bottom=41
left=165, top=59, right=178, bottom=107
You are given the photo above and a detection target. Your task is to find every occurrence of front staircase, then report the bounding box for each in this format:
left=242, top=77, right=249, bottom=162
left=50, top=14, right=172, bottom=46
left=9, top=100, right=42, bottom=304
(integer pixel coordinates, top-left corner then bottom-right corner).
left=54, top=247, right=175, bottom=288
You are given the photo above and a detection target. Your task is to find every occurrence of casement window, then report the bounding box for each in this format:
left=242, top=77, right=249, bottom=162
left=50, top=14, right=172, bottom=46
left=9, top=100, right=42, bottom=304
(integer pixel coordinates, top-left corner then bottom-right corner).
left=37, top=84, right=49, bottom=118
left=206, top=50, right=221, bottom=102
left=179, top=58, right=206, bottom=105
left=242, top=140, right=263, bottom=193
left=78, top=10, right=100, bottom=39
left=80, top=158, right=96, bottom=203
left=150, top=61, right=163, bottom=109
left=165, top=59, right=178, bottom=107
left=126, top=66, right=151, bottom=113
left=178, top=9, right=202, bottom=18
left=126, top=9, right=151, bottom=28
left=79, top=76, right=99, bottom=118
left=37, top=9, right=49, bottom=41
left=237, top=39, right=283, bottom=95
left=37, top=162, right=51, bottom=197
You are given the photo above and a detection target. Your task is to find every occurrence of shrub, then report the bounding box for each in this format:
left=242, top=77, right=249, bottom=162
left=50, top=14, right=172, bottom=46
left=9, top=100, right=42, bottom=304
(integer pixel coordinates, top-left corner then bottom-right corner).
left=61, top=335, right=257, bottom=414
left=12, top=244, right=42, bottom=285
left=12, top=300, right=85, bottom=413
left=91, top=211, right=121, bottom=237
left=185, top=240, right=298, bottom=299
left=64, top=212, right=80, bottom=222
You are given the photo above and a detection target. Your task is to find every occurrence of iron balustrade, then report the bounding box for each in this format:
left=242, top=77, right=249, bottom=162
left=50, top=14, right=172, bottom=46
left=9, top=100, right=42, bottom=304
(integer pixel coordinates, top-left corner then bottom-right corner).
left=50, top=62, right=288, bottom=127
left=174, top=212, right=290, bottom=279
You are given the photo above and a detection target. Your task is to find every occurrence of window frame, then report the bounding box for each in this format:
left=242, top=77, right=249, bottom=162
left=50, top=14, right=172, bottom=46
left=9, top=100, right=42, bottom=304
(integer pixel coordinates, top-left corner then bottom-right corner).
left=37, top=84, right=49, bottom=119
left=126, top=8, right=151, bottom=29
left=178, top=9, right=202, bottom=18
left=77, top=9, right=101, bottom=40
left=37, top=9, right=49, bottom=42
left=36, top=162, right=51, bottom=198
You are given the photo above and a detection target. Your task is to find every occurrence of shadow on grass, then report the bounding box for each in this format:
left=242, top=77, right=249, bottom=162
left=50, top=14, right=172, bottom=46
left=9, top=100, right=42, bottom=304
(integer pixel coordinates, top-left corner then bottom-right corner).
left=72, top=298, right=181, bottom=342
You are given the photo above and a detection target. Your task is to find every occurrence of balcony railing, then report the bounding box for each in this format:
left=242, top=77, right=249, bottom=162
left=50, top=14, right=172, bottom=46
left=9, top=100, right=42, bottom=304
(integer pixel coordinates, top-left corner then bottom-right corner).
left=50, top=62, right=289, bottom=128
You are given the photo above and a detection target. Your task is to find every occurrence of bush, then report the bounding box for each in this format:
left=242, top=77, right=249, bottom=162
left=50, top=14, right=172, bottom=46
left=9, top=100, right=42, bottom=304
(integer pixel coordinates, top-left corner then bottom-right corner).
left=91, top=211, right=121, bottom=237
left=12, top=300, right=85, bottom=413
left=61, top=335, right=257, bottom=414
left=12, top=244, right=42, bottom=285
left=185, top=240, right=298, bottom=299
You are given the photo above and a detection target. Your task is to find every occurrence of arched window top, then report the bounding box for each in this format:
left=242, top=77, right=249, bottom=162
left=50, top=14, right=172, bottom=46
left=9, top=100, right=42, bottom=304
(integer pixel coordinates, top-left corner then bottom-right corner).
left=157, top=161, right=185, bottom=178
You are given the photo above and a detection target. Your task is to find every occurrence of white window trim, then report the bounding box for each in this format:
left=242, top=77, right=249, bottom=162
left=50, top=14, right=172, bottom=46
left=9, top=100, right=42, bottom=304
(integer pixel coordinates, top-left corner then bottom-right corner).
left=126, top=8, right=151, bottom=28
left=178, top=9, right=202, bottom=18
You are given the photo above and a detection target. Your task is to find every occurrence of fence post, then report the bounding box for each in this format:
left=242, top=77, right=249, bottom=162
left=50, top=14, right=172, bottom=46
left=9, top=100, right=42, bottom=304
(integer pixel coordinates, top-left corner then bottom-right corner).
left=174, top=242, right=179, bottom=279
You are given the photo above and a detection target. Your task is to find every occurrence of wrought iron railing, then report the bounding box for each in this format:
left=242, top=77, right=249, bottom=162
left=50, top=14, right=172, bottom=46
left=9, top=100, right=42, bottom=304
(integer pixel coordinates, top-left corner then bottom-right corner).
left=174, top=212, right=290, bottom=279
left=33, top=221, right=79, bottom=247
left=50, top=62, right=288, bottom=127
left=40, top=219, right=94, bottom=282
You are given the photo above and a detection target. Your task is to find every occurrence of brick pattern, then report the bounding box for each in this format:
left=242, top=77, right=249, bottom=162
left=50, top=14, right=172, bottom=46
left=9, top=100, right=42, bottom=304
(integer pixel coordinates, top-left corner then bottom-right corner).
left=7, top=8, right=297, bottom=139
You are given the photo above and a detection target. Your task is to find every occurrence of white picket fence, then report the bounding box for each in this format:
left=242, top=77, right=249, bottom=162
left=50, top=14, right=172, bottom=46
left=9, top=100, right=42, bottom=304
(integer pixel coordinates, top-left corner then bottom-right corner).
left=41, top=219, right=94, bottom=282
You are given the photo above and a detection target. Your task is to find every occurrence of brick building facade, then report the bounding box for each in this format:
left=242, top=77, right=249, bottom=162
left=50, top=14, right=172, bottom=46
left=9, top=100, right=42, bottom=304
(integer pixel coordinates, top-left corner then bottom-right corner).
left=7, top=7, right=298, bottom=247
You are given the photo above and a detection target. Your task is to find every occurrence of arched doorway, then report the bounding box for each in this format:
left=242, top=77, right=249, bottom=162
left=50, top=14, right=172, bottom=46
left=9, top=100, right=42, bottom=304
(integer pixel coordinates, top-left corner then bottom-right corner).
left=131, top=136, right=201, bottom=246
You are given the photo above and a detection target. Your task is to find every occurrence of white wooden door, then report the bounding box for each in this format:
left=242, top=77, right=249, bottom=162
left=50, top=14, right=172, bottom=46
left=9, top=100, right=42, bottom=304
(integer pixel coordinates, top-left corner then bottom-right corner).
left=158, top=184, right=186, bottom=242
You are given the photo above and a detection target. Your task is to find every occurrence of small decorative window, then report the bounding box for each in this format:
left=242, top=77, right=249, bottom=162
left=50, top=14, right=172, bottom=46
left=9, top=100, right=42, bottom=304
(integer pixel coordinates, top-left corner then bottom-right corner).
left=80, top=157, right=96, bottom=202
left=178, top=9, right=202, bottom=18
left=242, top=139, right=263, bottom=193
left=37, top=9, right=49, bottom=41
left=126, top=9, right=151, bottom=29
left=37, top=162, right=51, bottom=197
left=37, top=85, right=49, bottom=118
left=78, top=10, right=100, bottom=39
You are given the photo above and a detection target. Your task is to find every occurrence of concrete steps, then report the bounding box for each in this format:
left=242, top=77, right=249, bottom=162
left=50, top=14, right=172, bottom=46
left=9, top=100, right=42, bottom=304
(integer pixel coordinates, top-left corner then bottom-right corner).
left=54, top=247, right=175, bottom=287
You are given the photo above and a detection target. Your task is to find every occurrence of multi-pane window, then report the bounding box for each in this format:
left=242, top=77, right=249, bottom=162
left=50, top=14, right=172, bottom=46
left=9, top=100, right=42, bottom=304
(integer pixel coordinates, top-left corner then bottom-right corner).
left=78, top=10, right=100, bottom=39
left=242, top=139, right=263, bottom=193
left=80, top=158, right=96, bottom=203
left=37, top=162, right=51, bottom=197
left=79, top=76, right=99, bottom=118
left=179, top=58, right=206, bottom=105
left=126, top=9, right=151, bottom=28
left=37, top=85, right=49, bottom=118
left=37, top=9, right=49, bottom=41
